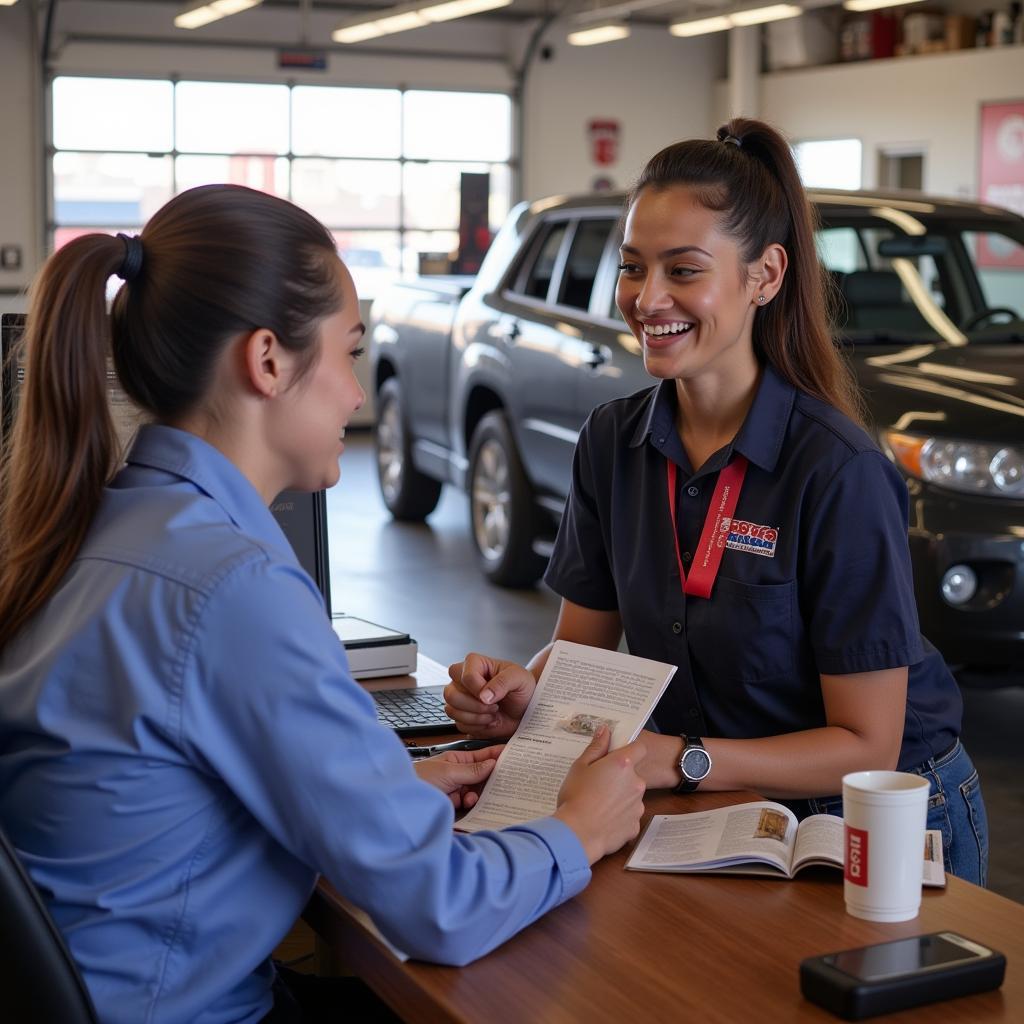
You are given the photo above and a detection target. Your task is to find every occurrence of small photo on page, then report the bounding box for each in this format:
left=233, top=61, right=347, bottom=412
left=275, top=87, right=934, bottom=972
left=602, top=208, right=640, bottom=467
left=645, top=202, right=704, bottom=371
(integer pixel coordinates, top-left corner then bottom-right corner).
left=754, top=808, right=789, bottom=842
left=556, top=712, right=618, bottom=738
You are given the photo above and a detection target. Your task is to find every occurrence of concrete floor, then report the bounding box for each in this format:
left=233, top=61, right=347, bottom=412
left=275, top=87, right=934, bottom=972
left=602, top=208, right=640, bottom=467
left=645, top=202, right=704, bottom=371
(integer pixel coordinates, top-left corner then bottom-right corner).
left=327, top=430, right=1024, bottom=905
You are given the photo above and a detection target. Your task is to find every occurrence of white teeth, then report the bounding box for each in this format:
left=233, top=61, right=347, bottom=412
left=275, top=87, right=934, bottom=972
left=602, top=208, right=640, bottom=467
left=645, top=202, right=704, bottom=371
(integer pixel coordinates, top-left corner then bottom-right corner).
left=644, top=322, right=693, bottom=336
left=339, top=427, right=346, bottom=441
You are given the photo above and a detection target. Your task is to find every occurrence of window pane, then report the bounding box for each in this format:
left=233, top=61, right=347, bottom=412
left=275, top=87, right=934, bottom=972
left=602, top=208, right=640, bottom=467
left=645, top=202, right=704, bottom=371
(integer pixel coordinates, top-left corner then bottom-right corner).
left=816, top=226, right=865, bottom=274
left=53, top=152, right=173, bottom=227
left=333, top=230, right=402, bottom=301
left=794, top=139, right=862, bottom=190
left=293, top=87, right=401, bottom=158
left=402, top=230, right=459, bottom=276
left=558, top=220, right=613, bottom=310
left=175, top=155, right=289, bottom=197
left=965, top=231, right=1024, bottom=319
left=293, top=160, right=400, bottom=228
left=53, top=77, right=173, bottom=152
left=521, top=223, right=568, bottom=300
left=403, top=91, right=511, bottom=161
left=175, top=82, right=290, bottom=154
left=403, top=162, right=510, bottom=230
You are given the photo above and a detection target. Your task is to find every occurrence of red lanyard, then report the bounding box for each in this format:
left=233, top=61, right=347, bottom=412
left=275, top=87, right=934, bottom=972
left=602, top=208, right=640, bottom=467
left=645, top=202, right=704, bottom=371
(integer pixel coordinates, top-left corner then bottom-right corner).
left=667, top=455, right=748, bottom=599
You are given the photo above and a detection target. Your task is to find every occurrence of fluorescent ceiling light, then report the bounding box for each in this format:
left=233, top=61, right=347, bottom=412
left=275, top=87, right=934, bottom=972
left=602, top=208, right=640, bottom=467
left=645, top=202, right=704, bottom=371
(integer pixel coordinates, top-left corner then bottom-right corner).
left=0, top=1, right=20, bottom=6
left=843, top=0, right=924, bottom=10
left=730, top=4, right=801, bottom=25
left=568, top=22, right=631, bottom=45
left=669, top=4, right=798, bottom=35
left=669, top=14, right=732, bottom=35
left=174, top=0, right=261, bottom=30
left=333, top=0, right=511, bottom=43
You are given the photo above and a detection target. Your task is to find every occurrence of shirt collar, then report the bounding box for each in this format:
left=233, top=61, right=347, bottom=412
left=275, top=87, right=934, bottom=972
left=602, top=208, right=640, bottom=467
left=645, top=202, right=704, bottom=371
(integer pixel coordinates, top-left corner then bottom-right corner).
left=123, top=424, right=298, bottom=564
left=629, top=363, right=795, bottom=474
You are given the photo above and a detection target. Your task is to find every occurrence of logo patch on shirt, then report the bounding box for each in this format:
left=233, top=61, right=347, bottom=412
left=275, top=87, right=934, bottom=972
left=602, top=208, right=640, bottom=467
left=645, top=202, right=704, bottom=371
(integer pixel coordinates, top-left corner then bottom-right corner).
left=723, top=519, right=779, bottom=558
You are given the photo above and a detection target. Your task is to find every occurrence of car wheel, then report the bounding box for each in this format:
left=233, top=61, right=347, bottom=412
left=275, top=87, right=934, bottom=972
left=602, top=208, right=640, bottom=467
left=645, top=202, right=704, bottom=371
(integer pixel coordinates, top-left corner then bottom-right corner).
left=374, top=377, right=442, bottom=521
left=468, top=411, right=546, bottom=587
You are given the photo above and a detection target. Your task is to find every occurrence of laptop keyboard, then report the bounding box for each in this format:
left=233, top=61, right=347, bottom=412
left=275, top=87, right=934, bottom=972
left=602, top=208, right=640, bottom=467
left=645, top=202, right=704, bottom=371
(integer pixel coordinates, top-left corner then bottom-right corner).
left=371, top=685, right=456, bottom=735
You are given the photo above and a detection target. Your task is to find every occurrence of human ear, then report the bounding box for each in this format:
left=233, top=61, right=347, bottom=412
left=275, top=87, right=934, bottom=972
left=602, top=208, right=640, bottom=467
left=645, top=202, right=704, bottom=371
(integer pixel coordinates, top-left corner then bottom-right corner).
left=752, top=243, right=788, bottom=305
left=241, top=328, right=288, bottom=399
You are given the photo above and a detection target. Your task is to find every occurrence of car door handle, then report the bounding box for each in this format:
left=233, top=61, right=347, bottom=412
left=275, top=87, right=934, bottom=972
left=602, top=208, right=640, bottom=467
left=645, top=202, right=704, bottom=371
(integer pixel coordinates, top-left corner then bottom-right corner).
left=584, top=344, right=612, bottom=369
left=487, top=320, right=520, bottom=343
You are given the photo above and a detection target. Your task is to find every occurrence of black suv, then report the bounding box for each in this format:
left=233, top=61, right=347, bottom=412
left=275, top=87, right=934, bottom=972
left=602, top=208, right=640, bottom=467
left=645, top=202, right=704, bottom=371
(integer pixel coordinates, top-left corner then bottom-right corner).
left=369, top=190, right=1024, bottom=669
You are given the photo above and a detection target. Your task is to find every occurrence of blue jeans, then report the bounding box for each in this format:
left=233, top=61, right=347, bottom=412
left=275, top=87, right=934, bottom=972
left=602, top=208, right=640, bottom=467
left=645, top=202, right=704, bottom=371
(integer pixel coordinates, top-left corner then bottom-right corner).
left=797, top=740, right=989, bottom=887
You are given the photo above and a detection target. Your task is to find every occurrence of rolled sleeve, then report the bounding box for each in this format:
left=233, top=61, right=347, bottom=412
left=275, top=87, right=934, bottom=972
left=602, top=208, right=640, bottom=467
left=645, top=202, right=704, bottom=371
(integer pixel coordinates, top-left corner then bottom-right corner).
left=179, top=558, right=589, bottom=965
left=801, top=451, right=924, bottom=674
left=544, top=414, right=619, bottom=611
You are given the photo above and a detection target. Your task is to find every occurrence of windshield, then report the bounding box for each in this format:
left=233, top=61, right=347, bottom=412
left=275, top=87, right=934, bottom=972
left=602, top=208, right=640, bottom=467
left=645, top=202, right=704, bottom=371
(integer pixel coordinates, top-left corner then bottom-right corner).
left=816, top=210, right=1024, bottom=345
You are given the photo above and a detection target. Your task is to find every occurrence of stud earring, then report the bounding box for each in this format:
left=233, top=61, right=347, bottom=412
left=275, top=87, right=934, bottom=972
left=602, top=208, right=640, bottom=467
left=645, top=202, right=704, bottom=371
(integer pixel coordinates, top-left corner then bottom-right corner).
left=757, top=295, right=767, bottom=305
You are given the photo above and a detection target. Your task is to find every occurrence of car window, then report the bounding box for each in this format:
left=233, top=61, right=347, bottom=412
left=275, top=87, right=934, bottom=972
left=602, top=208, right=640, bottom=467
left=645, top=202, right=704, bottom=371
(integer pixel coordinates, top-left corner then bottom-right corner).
left=556, top=219, right=614, bottom=311
left=816, top=227, right=866, bottom=274
left=519, top=222, right=569, bottom=301
left=964, top=230, right=1024, bottom=320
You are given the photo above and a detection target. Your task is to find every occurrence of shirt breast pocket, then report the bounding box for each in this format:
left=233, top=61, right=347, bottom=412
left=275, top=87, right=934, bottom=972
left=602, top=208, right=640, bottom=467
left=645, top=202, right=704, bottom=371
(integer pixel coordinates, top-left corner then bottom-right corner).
left=693, top=576, right=797, bottom=683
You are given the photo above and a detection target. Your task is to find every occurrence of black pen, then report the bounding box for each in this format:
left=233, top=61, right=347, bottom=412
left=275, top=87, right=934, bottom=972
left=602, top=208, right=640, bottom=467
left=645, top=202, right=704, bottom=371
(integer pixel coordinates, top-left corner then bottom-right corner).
left=405, top=737, right=500, bottom=759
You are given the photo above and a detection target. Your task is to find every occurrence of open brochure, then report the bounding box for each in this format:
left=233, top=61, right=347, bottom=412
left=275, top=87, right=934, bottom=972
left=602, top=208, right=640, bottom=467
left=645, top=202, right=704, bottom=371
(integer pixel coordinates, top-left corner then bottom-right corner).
left=455, top=640, right=677, bottom=833
left=626, top=800, right=946, bottom=887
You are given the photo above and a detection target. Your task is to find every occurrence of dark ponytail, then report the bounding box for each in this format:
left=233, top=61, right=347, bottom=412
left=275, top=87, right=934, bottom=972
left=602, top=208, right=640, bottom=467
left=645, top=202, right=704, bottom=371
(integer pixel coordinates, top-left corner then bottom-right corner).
left=0, top=184, right=343, bottom=649
left=628, top=118, right=863, bottom=425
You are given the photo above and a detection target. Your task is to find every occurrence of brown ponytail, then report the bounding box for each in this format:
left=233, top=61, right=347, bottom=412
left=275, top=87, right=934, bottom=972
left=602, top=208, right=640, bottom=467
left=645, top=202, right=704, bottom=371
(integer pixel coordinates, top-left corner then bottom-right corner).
left=0, top=235, right=123, bottom=649
left=627, top=118, right=864, bottom=425
left=0, top=184, right=343, bottom=650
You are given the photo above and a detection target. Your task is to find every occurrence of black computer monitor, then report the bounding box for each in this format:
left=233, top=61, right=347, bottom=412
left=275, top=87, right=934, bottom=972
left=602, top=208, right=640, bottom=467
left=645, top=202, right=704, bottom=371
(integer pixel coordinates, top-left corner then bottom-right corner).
left=0, top=311, right=332, bottom=614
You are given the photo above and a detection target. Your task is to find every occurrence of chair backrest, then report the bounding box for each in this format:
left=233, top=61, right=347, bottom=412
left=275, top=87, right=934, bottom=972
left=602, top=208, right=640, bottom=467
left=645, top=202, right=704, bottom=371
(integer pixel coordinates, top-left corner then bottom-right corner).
left=0, top=828, right=99, bottom=1024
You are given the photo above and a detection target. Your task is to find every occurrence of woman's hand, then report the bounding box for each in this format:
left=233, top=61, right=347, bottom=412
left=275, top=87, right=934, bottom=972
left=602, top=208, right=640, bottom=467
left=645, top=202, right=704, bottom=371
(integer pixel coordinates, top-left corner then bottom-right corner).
left=444, top=653, right=537, bottom=739
left=553, top=726, right=647, bottom=864
left=413, top=744, right=504, bottom=810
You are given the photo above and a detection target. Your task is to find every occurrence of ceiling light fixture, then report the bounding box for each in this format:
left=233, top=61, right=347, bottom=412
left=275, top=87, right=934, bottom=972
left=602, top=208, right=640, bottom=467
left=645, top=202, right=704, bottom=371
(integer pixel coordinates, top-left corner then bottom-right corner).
left=567, top=21, right=632, bottom=45
left=669, top=14, right=732, bottom=36
left=333, top=0, right=511, bottom=43
left=670, top=3, right=799, bottom=35
left=174, top=0, right=262, bottom=30
left=843, top=0, right=925, bottom=10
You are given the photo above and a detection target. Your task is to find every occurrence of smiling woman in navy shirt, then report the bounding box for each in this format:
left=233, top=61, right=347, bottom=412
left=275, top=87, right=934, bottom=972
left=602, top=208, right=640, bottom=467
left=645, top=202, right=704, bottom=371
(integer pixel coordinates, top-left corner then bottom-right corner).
left=445, top=118, right=988, bottom=886
left=0, top=185, right=648, bottom=1024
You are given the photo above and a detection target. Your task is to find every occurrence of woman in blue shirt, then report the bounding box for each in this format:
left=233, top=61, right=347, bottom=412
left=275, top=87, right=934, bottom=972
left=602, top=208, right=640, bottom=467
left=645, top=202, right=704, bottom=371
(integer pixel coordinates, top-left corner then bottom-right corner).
left=443, top=119, right=988, bottom=886
left=0, top=184, right=646, bottom=1024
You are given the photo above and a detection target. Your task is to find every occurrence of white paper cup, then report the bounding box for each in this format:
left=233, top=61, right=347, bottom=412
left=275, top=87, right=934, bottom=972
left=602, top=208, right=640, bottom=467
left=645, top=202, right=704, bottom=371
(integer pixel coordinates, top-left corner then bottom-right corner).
left=842, top=770, right=930, bottom=923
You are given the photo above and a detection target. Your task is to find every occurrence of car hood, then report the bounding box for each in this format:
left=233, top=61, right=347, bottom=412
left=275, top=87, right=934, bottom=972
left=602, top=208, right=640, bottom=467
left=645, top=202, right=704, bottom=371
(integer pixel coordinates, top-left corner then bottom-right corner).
left=854, top=343, right=1024, bottom=443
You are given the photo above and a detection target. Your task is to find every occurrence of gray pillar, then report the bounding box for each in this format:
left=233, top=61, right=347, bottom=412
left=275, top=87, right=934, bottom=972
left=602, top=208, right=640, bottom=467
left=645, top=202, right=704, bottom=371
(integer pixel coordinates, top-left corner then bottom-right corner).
left=727, top=25, right=761, bottom=120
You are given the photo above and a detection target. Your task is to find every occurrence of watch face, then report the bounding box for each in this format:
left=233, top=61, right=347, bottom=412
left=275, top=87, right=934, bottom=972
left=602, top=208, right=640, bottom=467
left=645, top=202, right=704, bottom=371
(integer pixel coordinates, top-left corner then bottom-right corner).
left=681, top=747, right=711, bottom=780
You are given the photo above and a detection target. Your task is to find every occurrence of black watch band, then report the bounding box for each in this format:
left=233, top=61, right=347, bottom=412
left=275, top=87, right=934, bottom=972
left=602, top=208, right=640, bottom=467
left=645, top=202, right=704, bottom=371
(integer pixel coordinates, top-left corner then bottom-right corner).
left=675, top=735, right=711, bottom=794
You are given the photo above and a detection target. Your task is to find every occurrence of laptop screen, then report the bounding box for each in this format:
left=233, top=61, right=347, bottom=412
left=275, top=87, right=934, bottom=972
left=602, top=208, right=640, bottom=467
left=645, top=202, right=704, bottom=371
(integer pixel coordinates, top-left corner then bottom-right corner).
left=0, top=311, right=332, bottom=614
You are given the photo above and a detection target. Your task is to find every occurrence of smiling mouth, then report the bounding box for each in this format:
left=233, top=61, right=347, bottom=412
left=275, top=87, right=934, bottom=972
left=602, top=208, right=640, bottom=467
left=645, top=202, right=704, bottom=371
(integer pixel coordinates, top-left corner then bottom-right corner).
left=339, top=426, right=347, bottom=442
left=641, top=320, right=695, bottom=338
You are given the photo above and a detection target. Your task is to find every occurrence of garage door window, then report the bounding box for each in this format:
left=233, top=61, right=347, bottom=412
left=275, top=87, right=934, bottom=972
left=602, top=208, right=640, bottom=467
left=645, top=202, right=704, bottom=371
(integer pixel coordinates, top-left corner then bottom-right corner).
left=50, top=77, right=512, bottom=299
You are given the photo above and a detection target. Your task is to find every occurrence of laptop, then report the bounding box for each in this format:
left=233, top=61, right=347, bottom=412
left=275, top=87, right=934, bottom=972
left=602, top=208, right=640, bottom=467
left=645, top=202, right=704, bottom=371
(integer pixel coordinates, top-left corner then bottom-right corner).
left=2, top=312, right=454, bottom=736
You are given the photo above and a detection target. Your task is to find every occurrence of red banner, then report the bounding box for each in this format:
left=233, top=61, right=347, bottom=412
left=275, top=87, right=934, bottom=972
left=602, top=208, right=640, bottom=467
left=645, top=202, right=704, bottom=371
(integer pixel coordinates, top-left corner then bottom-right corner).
left=978, top=100, right=1024, bottom=268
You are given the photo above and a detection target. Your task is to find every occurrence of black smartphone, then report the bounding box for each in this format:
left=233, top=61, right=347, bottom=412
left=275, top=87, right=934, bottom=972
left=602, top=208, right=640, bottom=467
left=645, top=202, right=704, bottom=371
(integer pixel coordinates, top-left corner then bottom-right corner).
left=800, top=931, right=1005, bottom=1020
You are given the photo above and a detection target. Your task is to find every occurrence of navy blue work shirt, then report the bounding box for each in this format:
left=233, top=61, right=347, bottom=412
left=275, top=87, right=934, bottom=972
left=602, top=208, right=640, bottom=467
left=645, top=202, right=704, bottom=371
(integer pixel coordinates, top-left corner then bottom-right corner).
left=545, top=364, right=962, bottom=771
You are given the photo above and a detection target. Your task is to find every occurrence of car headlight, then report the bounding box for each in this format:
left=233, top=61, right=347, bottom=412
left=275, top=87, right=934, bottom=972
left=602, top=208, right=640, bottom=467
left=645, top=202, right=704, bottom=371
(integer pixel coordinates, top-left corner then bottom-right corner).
left=884, top=431, right=1024, bottom=498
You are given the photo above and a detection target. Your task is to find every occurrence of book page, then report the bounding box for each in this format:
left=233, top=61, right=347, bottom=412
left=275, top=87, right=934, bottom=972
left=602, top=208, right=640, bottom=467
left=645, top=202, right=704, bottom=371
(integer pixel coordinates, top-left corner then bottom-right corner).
left=791, top=814, right=844, bottom=871
left=455, top=641, right=676, bottom=833
left=626, top=801, right=798, bottom=874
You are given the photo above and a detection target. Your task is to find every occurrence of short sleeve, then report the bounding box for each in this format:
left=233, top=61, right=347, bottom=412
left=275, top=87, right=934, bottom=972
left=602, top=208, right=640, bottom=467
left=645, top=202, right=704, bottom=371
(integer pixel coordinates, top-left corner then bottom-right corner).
left=544, top=414, right=618, bottom=611
left=801, top=451, right=924, bottom=674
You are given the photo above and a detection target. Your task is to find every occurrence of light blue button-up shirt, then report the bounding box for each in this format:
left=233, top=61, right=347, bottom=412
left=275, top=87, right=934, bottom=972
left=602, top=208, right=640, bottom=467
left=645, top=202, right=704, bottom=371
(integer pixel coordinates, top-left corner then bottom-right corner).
left=0, top=425, right=590, bottom=1024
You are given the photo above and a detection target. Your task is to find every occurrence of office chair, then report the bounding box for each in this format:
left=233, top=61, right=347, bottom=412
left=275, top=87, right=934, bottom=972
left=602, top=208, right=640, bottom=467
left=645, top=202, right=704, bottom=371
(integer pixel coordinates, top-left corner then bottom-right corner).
left=0, top=827, right=99, bottom=1023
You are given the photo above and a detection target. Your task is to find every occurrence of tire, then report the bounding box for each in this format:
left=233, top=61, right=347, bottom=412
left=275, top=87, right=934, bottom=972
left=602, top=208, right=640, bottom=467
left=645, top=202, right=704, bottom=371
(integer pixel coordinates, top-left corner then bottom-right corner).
left=467, top=411, right=546, bottom=587
left=374, top=377, right=442, bottom=521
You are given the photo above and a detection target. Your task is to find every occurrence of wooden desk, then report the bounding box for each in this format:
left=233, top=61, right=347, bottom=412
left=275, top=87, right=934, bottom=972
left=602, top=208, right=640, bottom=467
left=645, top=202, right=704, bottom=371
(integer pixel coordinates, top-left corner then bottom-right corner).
left=306, top=661, right=1023, bottom=1022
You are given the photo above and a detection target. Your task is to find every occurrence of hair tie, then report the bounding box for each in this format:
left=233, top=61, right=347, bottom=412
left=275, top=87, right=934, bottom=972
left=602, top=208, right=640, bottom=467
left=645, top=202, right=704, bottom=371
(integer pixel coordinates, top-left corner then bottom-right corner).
left=721, top=134, right=741, bottom=149
left=115, top=233, right=144, bottom=282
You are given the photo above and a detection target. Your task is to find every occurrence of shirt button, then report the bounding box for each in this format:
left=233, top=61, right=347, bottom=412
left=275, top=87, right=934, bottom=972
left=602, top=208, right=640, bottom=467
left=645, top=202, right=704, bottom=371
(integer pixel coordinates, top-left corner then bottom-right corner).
left=682, top=551, right=692, bottom=564
left=671, top=621, right=682, bottom=635
left=687, top=485, right=699, bottom=497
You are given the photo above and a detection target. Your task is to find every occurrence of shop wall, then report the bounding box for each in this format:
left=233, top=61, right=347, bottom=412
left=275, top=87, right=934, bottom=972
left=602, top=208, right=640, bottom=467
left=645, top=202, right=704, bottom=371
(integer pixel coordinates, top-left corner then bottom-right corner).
left=744, top=45, right=1024, bottom=198
left=519, top=24, right=726, bottom=200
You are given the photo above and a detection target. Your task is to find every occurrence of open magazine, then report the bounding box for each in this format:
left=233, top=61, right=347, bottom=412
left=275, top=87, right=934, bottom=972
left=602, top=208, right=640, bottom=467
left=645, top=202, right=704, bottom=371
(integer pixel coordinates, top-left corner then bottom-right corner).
left=455, top=640, right=677, bottom=833
left=626, top=800, right=946, bottom=886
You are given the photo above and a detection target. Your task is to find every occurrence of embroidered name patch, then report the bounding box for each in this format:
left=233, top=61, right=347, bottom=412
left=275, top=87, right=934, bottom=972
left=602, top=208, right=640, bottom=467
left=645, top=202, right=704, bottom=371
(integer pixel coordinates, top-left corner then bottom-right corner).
left=724, top=519, right=779, bottom=558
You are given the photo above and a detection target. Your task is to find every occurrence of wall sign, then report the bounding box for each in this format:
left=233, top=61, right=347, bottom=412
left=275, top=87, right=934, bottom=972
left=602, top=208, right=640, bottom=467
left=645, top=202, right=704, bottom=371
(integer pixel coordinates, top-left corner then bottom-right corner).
left=978, top=100, right=1024, bottom=268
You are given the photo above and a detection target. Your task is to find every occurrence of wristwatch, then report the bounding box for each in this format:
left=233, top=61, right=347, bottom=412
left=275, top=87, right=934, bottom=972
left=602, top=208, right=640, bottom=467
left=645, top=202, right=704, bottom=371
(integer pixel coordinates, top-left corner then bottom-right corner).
left=676, top=736, right=712, bottom=793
